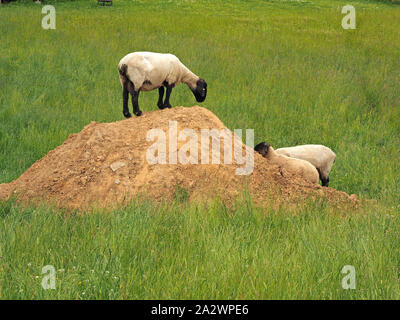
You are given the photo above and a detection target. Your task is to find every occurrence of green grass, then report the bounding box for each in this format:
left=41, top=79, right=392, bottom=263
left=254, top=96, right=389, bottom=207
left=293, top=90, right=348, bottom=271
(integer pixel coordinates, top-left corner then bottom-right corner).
left=0, top=0, right=399, bottom=299
left=1, top=199, right=399, bottom=299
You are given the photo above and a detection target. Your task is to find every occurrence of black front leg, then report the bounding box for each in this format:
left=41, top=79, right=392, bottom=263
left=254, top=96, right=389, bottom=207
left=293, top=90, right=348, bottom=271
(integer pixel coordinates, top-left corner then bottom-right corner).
left=131, top=89, right=142, bottom=116
left=163, top=84, right=173, bottom=109
left=157, top=87, right=165, bottom=109
left=122, top=85, right=131, bottom=118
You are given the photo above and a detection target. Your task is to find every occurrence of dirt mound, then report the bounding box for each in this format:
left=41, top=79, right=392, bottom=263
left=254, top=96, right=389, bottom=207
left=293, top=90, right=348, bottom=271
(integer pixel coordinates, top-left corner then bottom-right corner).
left=0, top=106, right=357, bottom=210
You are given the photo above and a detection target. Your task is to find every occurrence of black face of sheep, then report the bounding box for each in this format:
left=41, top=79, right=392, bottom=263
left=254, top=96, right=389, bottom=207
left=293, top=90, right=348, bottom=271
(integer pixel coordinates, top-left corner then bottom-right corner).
left=192, top=79, right=207, bottom=102
left=254, top=142, right=270, bottom=158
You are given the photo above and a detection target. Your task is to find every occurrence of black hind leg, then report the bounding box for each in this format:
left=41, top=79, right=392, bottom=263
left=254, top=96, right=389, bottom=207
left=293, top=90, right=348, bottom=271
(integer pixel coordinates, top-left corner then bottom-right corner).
left=127, top=81, right=142, bottom=116
left=132, top=91, right=142, bottom=116
left=122, top=84, right=131, bottom=118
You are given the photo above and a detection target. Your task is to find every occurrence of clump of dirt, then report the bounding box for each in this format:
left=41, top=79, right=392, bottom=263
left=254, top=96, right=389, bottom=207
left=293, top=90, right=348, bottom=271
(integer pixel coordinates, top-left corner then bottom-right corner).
left=0, top=106, right=357, bottom=210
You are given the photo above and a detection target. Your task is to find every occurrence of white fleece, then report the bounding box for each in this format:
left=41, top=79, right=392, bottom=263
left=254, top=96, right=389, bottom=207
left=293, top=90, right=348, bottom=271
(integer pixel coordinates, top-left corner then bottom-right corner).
left=275, top=144, right=336, bottom=182
left=263, top=146, right=319, bottom=184
left=118, top=52, right=200, bottom=91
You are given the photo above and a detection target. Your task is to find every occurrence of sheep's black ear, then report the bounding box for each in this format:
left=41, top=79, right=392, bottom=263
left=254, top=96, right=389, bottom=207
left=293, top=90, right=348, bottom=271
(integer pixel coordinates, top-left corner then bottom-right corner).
left=254, top=142, right=270, bottom=156
left=254, top=142, right=263, bottom=152
left=254, top=142, right=269, bottom=152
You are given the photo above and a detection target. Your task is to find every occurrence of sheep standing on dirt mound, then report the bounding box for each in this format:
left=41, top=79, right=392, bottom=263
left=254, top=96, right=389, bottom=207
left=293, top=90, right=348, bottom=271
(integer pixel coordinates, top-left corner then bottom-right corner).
left=275, top=145, right=336, bottom=187
left=118, top=52, right=207, bottom=117
left=255, top=142, right=319, bottom=185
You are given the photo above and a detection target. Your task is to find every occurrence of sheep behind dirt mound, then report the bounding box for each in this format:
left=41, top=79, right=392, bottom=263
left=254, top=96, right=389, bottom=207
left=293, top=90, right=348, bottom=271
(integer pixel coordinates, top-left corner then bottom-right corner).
left=0, top=106, right=356, bottom=210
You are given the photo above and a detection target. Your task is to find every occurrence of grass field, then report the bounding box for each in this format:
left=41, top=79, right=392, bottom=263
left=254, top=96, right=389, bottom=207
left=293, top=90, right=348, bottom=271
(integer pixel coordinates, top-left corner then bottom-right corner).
left=0, top=0, right=399, bottom=299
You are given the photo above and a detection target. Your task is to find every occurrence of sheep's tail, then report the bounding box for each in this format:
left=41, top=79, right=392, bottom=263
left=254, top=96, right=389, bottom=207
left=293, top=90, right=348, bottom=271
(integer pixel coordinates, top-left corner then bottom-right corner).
left=118, top=63, right=128, bottom=78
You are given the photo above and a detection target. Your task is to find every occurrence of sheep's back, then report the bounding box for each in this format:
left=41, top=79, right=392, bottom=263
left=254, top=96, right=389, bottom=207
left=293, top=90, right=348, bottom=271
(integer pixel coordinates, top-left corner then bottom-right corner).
left=276, top=145, right=334, bottom=170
